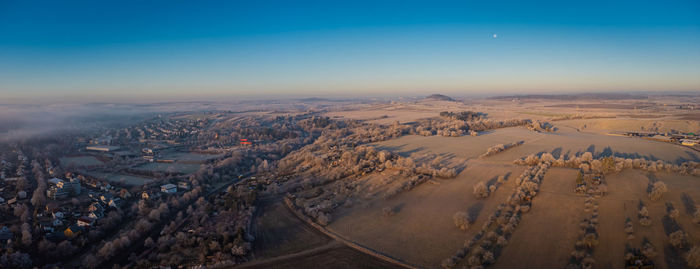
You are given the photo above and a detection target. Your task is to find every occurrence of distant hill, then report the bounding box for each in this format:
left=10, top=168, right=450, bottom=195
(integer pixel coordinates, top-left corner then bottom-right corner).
left=424, top=94, right=456, bottom=101
left=489, top=93, right=648, bottom=100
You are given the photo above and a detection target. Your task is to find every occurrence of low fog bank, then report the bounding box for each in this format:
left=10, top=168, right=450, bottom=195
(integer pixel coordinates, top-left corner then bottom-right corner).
left=0, top=98, right=374, bottom=142
left=0, top=103, right=162, bottom=142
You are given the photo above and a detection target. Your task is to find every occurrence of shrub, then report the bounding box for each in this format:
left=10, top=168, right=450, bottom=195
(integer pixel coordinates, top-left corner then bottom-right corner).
left=317, top=212, right=331, bottom=226
left=669, top=208, right=680, bottom=219
left=686, top=245, right=700, bottom=268
left=670, top=230, right=688, bottom=248
left=453, top=211, right=471, bottom=230
left=382, top=206, right=394, bottom=217
left=441, top=257, right=457, bottom=268
left=642, top=242, right=657, bottom=258
left=649, top=181, right=668, bottom=201
left=473, top=181, right=489, bottom=199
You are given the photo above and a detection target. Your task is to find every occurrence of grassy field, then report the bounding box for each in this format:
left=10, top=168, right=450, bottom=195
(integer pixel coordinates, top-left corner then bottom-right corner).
left=135, top=162, right=201, bottom=174
left=86, top=172, right=154, bottom=186
left=244, top=245, right=404, bottom=269
left=330, top=161, right=526, bottom=267
left=252, top=199, right=332, bottom=259
left=60, top=156, right=104, bottom=166
left=158, top=151, right=223, bottom=163
left=329, top=125, right=699, bottom=268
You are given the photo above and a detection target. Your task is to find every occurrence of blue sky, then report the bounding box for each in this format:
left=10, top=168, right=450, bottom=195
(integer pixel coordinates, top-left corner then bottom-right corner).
left=1, top=0, right=699, bottom=101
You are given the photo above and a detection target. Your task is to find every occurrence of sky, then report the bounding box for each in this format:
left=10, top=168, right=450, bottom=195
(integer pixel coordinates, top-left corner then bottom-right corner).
left=1, top=0, right=699, bottom=102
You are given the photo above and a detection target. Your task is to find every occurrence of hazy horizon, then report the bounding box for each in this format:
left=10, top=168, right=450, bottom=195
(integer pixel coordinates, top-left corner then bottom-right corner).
left=2, top=1, right=699, bottom=102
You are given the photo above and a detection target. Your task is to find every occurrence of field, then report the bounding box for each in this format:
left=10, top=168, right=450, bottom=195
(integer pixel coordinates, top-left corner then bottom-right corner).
left=330, top=116, right=699, bottom=267
left=247, top=198, right=404, bottom=269
left=252, top=96, right=700, bottom=268
left=60, top=156, right=104, bottom=167
left=157, top=151, right=223, bottom=163
left=252, top=198, right=332, bottom=258
left=135, top=162, right=201, bottom=174
left=86, top=172, right=154, bottom=186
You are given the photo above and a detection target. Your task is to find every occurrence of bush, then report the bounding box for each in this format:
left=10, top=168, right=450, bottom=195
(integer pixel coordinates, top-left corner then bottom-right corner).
left=473, top=181, right=489, bottom=199
left=382, top=206, right=394, bottom=217
left=317, top=212, right=331, bottom=226
left=642, top=242, right=657, bottom=258
left=639, top=206, right=652, bottom=226
left=686, top=245, right=700, bottom=268
left=670, top=230, right=688, bottom=248
left=649, top=181, right=668, bottom=201
left=453, top=211, right=471, bottom=231
left=441, top=257, right=457, bottom=268
left=669, top=208, right=680, bottom=219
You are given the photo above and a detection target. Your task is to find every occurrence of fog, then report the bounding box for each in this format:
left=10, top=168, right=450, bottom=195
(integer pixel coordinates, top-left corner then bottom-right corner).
left=0, top=103, right=161, bottom=142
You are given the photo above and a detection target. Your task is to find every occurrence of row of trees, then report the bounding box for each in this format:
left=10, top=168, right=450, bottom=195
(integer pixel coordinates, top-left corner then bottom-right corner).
left=480, top=141, right=524, bottom=158
left=515, top=152, right=700, bottom=176
left=442, top=162, right=550, bottom=268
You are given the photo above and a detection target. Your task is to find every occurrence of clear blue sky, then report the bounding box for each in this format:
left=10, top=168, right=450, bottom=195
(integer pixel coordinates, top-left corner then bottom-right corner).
left=1, top=0, right=699, bottom=101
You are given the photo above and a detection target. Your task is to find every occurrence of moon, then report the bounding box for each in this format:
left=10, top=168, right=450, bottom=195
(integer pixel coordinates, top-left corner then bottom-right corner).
left=492, top=34, right=498, bottom=39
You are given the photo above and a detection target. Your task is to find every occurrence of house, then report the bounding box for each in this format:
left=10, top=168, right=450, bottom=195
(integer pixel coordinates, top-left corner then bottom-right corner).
left=40, top=222, right=54, bottom=232
left=64, top=225, right=85, bottom=237
left=0, top=226, right=12, bottom=242
left=52, top=211, right=65, bottom=219
left=46, top=177, right=81, bottom=199
left=89, top=202, right=104, bottom=212
left=99, top=193, right=114, bottom=204
left=77, top=217, right=94, bottom=227
left=108, top=198, right=122, bottom=208
left=177, top=181, right=190, bottom=190
left=89, top=211, right=104, bottom=220
left=48, top=178, right=63, bottom=185
left=161, top=183, right=177, bottom=194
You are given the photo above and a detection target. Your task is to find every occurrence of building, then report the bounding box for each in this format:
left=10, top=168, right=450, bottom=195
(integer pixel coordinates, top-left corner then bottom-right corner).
left=161, top=183, right=177, bottom=194
left=86, top=145, right=120, bottom=152
left=47, top=177, right=81, bottom=199
left=77, top=217, right=95, bottom=227
left=178, top=181, right=191, bottom=190
left=681, top=139, right=699, bottom=146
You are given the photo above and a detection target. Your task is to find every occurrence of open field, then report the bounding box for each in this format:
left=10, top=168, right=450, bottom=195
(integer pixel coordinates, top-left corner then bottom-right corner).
left=329, top=162, right=526, bottom=267
left=252, top=199, right=332, bottom=259
left=307, top=99, right=700, bottom=268
left=85, top=172, right=154, bottom=186
left=158, top=151, right=223, bottom=163
left=60, top=156, right=104, bottom=167
left=135, top=162, right=201, bottom=174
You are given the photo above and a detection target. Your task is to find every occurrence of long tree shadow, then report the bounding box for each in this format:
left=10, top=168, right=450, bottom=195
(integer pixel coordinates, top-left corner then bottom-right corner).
left=467, top=202, right=484, bottom=223
left=551, top=147, right=563, bottom=159
left=681, top=193, right=696, bottom=215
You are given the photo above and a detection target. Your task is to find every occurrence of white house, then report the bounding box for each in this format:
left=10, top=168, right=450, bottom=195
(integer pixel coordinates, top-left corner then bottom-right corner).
left=161, top=184, right=177, bottom=194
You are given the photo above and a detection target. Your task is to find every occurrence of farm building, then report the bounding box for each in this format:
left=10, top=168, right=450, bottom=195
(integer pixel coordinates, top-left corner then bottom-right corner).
left=86, top=145, right=120, bottom=152
left=161, top=183, right=177, bottom=194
